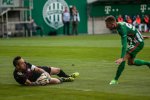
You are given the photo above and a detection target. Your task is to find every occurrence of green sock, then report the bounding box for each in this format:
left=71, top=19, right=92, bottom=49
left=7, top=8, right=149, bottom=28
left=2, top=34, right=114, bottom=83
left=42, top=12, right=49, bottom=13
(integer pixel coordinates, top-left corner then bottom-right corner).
left=134, top=59, right=150, bottom=66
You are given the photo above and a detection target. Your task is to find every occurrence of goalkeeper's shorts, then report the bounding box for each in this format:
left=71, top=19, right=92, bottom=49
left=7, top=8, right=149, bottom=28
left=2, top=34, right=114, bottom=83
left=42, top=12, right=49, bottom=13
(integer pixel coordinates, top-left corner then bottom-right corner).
left=38, top=66, right=51, bottom=74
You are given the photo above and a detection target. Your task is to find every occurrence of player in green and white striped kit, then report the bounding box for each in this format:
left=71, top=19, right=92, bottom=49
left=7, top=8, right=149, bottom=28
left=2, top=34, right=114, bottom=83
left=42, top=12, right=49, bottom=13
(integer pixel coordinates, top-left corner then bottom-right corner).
left=105, top=15, right=150, bottom=85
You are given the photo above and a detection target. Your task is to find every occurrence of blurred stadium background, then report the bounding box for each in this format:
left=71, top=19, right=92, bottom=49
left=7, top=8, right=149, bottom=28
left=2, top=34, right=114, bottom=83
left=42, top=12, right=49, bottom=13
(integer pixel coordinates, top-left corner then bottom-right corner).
left=0, top=0, right=150, bottom=37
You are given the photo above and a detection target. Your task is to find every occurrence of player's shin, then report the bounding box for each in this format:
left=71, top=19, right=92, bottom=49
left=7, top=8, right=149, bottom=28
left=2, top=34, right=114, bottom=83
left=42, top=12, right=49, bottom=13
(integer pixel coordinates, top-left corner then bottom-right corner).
left=114, top=61, right=125, bottom=80
left=49, top=78, right=62, bottom=84
left=110, top=62, right=125, bottom=85
left=57, top=69, right=70, bottom=77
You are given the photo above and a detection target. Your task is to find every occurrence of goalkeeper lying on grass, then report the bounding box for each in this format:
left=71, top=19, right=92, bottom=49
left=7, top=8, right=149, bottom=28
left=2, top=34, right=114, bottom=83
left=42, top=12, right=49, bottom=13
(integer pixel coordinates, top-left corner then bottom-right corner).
left=13, top=56, right=79, bottom=86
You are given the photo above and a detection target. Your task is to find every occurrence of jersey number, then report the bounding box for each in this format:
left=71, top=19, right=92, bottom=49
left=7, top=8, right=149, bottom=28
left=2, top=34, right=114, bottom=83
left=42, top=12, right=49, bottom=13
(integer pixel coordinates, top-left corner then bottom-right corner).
left=125, top=23, right=135, bottom=31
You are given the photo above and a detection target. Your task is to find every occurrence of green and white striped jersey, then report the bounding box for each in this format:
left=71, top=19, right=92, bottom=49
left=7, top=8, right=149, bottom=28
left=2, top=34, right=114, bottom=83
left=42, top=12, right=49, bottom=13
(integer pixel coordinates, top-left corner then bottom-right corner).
left=116, top=22, right=144, bottom=58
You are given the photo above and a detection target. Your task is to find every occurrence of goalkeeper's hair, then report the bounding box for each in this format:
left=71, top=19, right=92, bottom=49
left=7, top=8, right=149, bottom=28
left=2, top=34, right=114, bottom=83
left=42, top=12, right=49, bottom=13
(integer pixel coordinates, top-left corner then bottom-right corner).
left=13, top=56, right=21, bottom=67
left=105, top=15, right=116, bottom=23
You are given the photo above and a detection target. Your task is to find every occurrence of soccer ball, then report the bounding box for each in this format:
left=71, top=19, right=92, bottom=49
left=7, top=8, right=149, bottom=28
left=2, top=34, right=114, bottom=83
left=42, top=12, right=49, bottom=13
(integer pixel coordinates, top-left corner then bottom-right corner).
left=36, top=73, right=50, bottom=85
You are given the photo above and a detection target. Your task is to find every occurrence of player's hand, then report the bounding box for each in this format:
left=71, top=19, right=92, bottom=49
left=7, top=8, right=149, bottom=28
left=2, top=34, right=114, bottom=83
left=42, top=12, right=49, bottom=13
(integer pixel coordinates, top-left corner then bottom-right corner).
left=115, top=58, right=123, bottom=65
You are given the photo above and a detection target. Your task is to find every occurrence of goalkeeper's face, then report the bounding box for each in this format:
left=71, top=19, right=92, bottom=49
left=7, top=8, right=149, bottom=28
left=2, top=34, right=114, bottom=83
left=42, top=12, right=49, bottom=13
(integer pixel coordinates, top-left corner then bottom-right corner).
left=16, top=58, right=27, bottom=71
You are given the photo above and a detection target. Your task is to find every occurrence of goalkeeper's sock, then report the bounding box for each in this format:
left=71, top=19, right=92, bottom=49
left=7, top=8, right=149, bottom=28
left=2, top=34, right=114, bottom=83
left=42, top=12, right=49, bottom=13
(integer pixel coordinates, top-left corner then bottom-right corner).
left=57, top=69, right=70, bottom=77
left=134, top=59, right=150, bottom=68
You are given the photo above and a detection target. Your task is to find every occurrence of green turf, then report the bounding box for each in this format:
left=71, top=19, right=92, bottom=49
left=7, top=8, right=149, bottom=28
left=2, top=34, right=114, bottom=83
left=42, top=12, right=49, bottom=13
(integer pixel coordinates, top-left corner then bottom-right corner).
left=0, top=34, right=150, bottom=100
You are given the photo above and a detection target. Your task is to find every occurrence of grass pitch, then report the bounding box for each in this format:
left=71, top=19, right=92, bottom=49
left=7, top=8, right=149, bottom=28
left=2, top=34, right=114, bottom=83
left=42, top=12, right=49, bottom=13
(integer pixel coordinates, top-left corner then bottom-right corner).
left=0, top=34, right=150, bottom=100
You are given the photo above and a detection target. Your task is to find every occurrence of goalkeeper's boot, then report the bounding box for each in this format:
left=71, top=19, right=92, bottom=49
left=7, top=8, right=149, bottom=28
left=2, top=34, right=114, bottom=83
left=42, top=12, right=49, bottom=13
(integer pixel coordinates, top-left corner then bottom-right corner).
left=61, top=77, right=74, bottom=82
left=109, top=79, right=118, bottom=85
left=70, top=72, right=79, bottom=78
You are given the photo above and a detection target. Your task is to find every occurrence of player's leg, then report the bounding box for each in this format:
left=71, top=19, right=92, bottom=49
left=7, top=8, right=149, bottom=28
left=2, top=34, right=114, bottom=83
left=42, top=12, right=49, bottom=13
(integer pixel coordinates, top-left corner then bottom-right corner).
left=114, top=61, right=126, bottom=80
left=49, top=78, right=62, bottom=84
left=110, top=53, right=131, bottom=85
left=126, top=54, right=149, bottom=67
left=50, top=67, right=70, bottom=77
left=49, top=77, right=75, bottom=84
left=110, top=61, right=126, bottom=85
left=133, top=59, right=150, bottom=68
left=39, top=66, right=70, bottom=78
left=47, top=77, right=74, bottom=84
left=50, top=67, right=79, bottom=78
left=127, top=43, right=150, bottom=68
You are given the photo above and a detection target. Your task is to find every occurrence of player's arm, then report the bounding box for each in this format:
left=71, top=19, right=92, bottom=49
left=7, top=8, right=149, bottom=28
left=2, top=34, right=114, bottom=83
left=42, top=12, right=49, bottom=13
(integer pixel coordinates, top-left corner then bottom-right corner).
left=115, top=30, right=127, bottom=64
left=113, top=31, right=127, bottom=81
left=34, top=66, right=45, bottom=73
left=32, top=65, right=51, bottom=79
left=31, top=65, right=45, bottom=73
left=32, top=65, right=50, bottom=78
left=33, top=65, right=50, bottom=76
left=120, top=35, right=127, bottom=58
left=25, top=79, right=36, bottom=86
left=15, top=75, right=40, bottom=86
left=25, top=79, right=43, bottom=86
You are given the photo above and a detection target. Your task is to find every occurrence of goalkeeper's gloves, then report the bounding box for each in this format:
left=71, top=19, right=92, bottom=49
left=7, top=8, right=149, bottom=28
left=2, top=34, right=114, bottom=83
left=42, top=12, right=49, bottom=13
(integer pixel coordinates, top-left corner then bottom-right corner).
left=30, top=82, right=40, bottom=86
